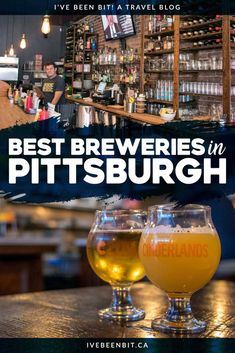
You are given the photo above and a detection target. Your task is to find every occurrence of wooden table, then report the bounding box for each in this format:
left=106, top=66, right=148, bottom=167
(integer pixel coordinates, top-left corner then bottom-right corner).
left=0, top=281, right=233, bottom=338
left=0, top=97, right=35, bottom=130
left=0, top=238, right=58, bottom=295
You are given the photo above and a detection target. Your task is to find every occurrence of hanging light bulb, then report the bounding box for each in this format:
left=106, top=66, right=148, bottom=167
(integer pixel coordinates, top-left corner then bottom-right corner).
left=20, top=33, right=27, bottom=49
left=9, top=44, right=15, bottom=56
left=41, top=15, right=50, bottom=35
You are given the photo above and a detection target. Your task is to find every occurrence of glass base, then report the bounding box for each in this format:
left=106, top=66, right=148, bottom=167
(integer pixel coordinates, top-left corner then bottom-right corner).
left=152, top=317, right=206, bottom=334
left=99, top=307, right=145, bottom=322
left=151, top=296, right=207, bottom=334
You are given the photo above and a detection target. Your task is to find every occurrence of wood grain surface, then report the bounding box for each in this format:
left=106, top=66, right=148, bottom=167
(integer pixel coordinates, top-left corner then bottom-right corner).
left=0, top=281, right=233, bottom=338
left=0, top=97, right=36, bottom=130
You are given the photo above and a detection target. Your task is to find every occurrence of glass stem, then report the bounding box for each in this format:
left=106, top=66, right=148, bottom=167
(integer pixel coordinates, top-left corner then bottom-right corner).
left=165, top=296, right=194, bottom=323
left=110, top=285, right=133, bottom=312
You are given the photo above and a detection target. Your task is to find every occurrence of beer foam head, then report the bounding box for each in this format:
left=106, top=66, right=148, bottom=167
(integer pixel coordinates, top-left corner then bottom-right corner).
left=150, top=224, right=215, bottom=233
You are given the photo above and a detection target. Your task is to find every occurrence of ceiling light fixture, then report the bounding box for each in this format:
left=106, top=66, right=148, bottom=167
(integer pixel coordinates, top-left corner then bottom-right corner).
left=20, top=33, right=27, bottom=49
left=41, top=15, right=51, bottom=35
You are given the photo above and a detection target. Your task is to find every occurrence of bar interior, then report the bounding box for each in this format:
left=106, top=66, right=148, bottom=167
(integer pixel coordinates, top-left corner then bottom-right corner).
left=0, top=14, right=234, bottom=338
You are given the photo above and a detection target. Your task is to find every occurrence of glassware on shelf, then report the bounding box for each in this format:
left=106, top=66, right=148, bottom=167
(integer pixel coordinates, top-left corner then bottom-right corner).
left=139, top=204, right=221, bottom=334
left=179, top=54, right=223, bottom=71
left=87, top=209, right=147, bottom=322
left=179, top=80, right=223, bottom=96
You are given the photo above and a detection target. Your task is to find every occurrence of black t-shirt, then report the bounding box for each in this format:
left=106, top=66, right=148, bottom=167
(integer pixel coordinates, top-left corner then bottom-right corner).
left=42, top=75, right=66, bottom=106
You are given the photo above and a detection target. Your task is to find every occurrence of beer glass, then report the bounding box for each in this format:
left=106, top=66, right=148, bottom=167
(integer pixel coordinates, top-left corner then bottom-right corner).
left=87, top=210, right=146, bottom=321
left=139, top=204, right=221, bottom=333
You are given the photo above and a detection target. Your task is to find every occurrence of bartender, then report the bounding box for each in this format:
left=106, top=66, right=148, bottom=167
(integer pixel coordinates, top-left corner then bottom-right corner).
left=41, top=62, right=66, bottom=108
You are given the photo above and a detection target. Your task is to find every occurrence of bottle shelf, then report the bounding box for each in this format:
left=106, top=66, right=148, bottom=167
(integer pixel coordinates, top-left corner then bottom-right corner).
left=181, top=31, right=222, bottom=41
left=94, top=63, right=119, bottom=66
left=120, top=61, right=140, bottom=65
left=145, top=29, right=174, bottom=38
left=144, top=49, right=174, bottom=56
left=145, top=70, right=173, bottom=73
left=180, top=18, right=222, bottom=32
left=179, top=69, right=223, bottom=73
left=180, top=92, right=222, bottom=97
left=147, top=98, right=174, bottom=104
left=142, top=16, right=233, bottom=119
left=181, top=44, right=222, bottom=51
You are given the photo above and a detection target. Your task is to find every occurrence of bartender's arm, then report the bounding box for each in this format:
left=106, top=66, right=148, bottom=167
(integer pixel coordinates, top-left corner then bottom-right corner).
left=51, top=77, right=65, bottom=106
left=51, top=91, right=63, bottom=106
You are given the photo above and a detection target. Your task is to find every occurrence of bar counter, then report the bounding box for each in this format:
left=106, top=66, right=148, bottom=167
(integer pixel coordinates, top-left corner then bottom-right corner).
left=0, top=97, right=35, bottom=130
left=0, top=281, right=233, bottom=338
left=0, top=96, right=211, bottom=131
left=0, top=237, right=58, bottom=295
left=67, top=97, right=166, bottom=125
left=67, top=96, right=211, bottom=125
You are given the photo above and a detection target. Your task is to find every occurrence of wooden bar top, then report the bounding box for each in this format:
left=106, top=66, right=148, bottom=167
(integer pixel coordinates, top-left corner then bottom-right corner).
left=0, top=237, right=59, bottom=255
left=0, top=281, right=233, bottom=338
left=0, top=97, right=36, bottom=130
left=67, top=97, right=166, bottom=125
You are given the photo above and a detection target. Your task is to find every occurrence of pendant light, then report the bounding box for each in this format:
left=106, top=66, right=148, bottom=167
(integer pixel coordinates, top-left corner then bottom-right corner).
left=20, top=34, right=26, bottom=49
left=41, top=15, right=51, bottom=35
left=9, top=44, right=15, bottom=56
left=20, top=16, right=27, bottom=49
left=8, top=16, right=15, bottom=56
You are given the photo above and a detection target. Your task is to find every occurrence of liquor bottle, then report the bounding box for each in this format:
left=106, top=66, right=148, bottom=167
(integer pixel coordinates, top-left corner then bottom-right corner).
left=108, top=48, right=112, bottom=64
left=120, top=50, right=124, bottom=64
left=155, top=36, right=162, bottom=51
left=166, top=16, right=173, bottom=29
left=90, top=23, right=94, bottom=33
left=86, top=37, right=91, bottom=49
left=167, top=36, right=173, bottom=49
left=199, top=17, right=206, bottom=23
left=134, top=49, right=139, bottom=62
left=148, top=16, right=153, bottom=34
left=161, top=16, right=168, bottom=31
left=14, top=89, right=19, bottom=104
left=147, top=38, right=155, bottom=52
left=84, top=20, right=90, bottom=32
left=113, top=49, right=117, bottom=65
left=91, top=38, right=97, bottom=50
left=8, top=85, right=13, bottom=100
left=129, top=48, right=134, bottom=62
left=163, top=37, right=168, bottom=50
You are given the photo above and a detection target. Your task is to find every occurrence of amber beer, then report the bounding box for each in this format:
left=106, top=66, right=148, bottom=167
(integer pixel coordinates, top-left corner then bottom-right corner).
left=139, top=226, right=221, bottom=295
left=87, top=229, right=145, bottom=285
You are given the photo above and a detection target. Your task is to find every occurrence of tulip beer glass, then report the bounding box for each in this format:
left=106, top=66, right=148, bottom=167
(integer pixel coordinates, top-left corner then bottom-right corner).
left=87, top=210, right=146, bottom=321
left=139, top=204, right=221, bottom=333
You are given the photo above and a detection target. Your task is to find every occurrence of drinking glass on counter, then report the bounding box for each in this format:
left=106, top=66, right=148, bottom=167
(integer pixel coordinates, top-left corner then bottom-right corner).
left=87, top=210, right=146, bottom=321
left=139, top=204, right=221, bottom=333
